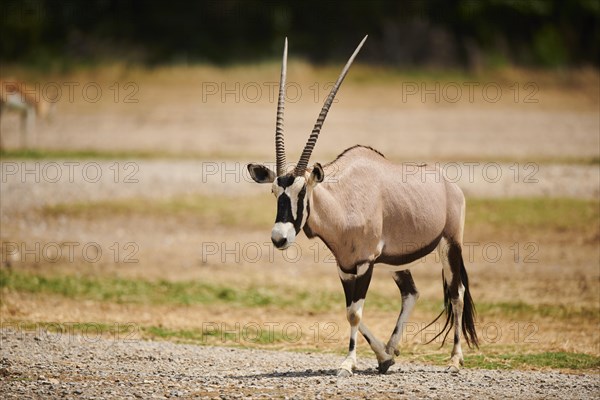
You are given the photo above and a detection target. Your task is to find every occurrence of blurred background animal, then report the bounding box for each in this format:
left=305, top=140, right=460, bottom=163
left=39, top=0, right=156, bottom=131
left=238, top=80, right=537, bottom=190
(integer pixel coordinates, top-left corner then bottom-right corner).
left=0, top=79, right=55, bottom=149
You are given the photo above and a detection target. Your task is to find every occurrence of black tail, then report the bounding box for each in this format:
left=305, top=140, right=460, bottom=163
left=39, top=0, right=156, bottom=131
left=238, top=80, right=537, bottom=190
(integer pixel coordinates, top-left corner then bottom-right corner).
left=424, top=250, right=479, bottom=348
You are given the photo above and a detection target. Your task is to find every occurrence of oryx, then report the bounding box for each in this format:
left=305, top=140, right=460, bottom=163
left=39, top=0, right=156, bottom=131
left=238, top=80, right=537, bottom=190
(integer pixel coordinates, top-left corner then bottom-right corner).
left=247, top=36, right=478, bottom=377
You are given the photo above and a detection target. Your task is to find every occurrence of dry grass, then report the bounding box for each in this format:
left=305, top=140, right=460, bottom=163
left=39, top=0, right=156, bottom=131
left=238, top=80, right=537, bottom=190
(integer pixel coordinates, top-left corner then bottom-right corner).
left=1, top=195, right=598, bottom=370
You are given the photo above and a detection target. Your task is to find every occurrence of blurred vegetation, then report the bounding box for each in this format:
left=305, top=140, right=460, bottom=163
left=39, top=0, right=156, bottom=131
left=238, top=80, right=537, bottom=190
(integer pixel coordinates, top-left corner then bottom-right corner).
left=1, top=0, right=598, bottom=70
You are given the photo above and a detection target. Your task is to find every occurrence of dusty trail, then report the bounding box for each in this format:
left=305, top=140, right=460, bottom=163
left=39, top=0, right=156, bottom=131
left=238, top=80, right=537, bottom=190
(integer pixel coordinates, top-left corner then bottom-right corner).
left=1, top=159, right=598, bottom=217
left=0, top=332, right=598, bottom=399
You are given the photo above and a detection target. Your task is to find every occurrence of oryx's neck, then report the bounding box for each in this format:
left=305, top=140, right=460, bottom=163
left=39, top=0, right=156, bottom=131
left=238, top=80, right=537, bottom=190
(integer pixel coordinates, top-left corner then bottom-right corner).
left=304, top=183, right=345, bottom=248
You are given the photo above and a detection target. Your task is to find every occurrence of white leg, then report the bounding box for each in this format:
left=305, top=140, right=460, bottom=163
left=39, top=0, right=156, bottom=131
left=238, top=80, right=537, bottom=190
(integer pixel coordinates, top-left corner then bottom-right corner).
left=385, top=270, right=419, bottom=358
left=338, top=299, right=363, bottom=376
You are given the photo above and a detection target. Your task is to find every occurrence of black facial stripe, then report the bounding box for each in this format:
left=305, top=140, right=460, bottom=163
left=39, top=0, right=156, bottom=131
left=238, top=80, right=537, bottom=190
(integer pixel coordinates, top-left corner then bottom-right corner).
left=275, top=193, right=293, bottom=224
left=293, top=186, right=306, bottom=233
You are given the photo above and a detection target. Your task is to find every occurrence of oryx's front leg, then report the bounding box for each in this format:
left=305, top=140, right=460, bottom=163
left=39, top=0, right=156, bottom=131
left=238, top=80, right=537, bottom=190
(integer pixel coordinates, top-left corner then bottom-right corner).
left=337, top=262, right=393, bottom=377
left=337, top=264, right=369, bottom=377
left=385, top=270, right=419, bottom=361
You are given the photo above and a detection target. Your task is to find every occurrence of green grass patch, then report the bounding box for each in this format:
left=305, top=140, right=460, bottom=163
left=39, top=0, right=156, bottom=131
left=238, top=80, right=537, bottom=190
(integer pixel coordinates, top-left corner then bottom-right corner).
left=2, top=319, right=291, bottom=347
left=420, top=351, right=600, bottom=371
left=476, top=301, right=599, bottom=320
left=2, top=270, right=597, bottom=321
left=143, top=324, right=287, bottom=346
left=369, top=297, right=600, bottom=320
left=0, top=269, right=343, bottom=312
left=144, top=326, right=207, bottom=343
left=467, top=197, right=600, bottom=235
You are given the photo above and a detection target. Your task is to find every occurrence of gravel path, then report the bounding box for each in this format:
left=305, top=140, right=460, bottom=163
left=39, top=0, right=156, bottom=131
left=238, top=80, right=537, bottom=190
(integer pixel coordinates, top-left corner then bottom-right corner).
left=1, top=331, right=597, bottom=399
left=1, top=160, right=598, bottom=216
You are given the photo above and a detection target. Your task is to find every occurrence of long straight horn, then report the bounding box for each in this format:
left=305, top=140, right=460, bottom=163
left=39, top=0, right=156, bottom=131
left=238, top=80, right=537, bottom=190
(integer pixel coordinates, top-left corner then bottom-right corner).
left=275, top=38, right=288, bottom=176
left=294, top=35, right=368, bottom=176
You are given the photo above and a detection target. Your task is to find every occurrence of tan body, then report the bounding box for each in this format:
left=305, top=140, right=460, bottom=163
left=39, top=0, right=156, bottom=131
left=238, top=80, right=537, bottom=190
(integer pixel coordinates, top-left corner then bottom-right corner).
left=306, top=146, right=464, bottom=270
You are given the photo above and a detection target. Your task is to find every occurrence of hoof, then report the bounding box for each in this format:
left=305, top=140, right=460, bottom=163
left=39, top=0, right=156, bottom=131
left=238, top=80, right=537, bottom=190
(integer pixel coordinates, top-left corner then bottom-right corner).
left=447, top=354, right=463, bottom=373
left=377, top=358, right=395, bottom=374
left=337, top=368, right=353, bottom=378
left=394, top=349, right=400, bottom=357
left=445, top=365, right=460, bottom=374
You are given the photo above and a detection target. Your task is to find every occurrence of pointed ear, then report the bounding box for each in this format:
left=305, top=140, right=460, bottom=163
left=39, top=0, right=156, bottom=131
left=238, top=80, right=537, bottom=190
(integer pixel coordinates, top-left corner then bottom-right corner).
left=308, top=163, right=324, bottom=186
left=247, top=163, right=276, bottom=184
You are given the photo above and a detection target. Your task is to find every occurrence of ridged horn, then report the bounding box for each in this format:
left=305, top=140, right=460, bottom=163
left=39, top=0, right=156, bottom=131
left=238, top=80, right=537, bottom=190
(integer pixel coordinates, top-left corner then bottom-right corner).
left=293, top=35, right=367, bottom=176
left=275, top=37, right=288, bottom=176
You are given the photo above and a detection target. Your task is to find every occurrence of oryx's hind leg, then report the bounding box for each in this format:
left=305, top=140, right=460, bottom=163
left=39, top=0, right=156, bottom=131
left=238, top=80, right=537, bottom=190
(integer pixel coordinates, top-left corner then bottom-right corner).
left=439, top=239, right=464, bottom=371
left=337, top=262, right=393, bottom=377
left=438, top=238, right=478, bottom=372
left=384, top=270, right=419, bottom=363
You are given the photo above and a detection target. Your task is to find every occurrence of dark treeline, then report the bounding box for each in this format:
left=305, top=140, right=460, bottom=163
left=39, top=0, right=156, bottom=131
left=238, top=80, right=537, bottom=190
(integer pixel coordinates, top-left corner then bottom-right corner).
left=1, top=0, right=599, bottom=69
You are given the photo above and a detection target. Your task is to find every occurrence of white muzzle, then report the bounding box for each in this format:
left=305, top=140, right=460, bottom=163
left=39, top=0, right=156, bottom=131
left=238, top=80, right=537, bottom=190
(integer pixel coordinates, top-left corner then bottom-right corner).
left=271, top=222, right=296, bottom=249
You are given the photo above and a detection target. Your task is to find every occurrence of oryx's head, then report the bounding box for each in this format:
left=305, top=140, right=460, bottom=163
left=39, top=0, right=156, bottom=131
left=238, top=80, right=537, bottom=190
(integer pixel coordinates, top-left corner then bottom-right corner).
left=247, top=36, right=367, bottom=250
